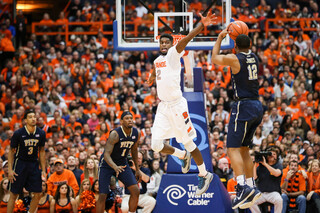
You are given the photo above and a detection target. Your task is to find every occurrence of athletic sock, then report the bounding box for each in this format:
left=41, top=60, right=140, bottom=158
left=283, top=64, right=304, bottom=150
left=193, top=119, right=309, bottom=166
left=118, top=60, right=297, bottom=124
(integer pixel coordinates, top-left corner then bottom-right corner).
left=236, top=175, right=246, bottom=186
left=246, top=177, right=255, bottom=187
left=198, top=163, right=208, bottom=177
left=173, top=148, right=186, bottom=159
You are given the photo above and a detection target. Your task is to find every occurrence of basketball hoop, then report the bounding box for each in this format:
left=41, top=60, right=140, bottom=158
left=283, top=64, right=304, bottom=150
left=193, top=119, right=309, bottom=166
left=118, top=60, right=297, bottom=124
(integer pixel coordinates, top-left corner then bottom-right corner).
left=155, top=34, right=186, bottom=45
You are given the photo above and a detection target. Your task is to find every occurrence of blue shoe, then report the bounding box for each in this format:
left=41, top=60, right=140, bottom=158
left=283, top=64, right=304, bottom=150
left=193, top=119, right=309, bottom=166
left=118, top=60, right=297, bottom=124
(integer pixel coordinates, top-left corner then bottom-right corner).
left=196, top=172, right=213, bottom=196
left=232, top=184, right=255, bottom=209
left=239, top=187, right=262, bottom=209
left=181, top=151, right=192, bottom=174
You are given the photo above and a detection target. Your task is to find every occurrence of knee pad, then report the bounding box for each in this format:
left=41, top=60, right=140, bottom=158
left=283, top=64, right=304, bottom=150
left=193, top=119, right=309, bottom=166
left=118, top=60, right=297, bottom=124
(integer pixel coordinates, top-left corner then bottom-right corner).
left=184, top=140, right=197, bottom=152
left=151, top=138, right=164, bottom=152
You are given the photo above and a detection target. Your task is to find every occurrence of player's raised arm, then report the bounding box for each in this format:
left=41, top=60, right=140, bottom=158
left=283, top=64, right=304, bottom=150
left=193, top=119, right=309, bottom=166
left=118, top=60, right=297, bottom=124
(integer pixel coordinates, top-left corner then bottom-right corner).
left=104, top=130, right=125, bottom=177
left=211, top=29, right=240, bottom=72
left=176, top=10, right=216, bottom=53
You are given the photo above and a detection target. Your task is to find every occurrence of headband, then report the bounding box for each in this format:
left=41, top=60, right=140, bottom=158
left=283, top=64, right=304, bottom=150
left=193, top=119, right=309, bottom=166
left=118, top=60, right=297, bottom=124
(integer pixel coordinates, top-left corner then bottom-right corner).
left=121, top=111, right=133, bottom=120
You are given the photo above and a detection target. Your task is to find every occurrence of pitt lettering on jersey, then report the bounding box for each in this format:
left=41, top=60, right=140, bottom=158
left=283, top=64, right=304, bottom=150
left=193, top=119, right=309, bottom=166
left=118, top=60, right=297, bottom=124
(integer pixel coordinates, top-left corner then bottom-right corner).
left=24, top=139, right=39, bottom=146
left=246, top=58, right=256, bottom=63
left=120, top=141, right=134, bottom=148
left=155, top=61, right=166, bottom=68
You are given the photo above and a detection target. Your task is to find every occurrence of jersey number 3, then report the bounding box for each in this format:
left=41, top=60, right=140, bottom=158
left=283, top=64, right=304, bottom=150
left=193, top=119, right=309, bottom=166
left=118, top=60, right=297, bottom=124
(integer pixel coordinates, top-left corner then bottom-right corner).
left=28, top=147, right=33, bottom=155
left=248, top=64, right=258, bottom=80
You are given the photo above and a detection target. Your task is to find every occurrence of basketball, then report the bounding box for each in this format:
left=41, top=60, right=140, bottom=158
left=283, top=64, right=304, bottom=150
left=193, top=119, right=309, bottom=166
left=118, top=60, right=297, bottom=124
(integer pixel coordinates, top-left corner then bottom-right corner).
left=227, top=21, right=249, bottom=41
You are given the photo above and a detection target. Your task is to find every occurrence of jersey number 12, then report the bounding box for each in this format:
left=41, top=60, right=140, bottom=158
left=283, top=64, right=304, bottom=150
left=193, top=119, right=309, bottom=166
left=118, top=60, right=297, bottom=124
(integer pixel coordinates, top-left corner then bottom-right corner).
left=248, top=64, right=258, bottom=80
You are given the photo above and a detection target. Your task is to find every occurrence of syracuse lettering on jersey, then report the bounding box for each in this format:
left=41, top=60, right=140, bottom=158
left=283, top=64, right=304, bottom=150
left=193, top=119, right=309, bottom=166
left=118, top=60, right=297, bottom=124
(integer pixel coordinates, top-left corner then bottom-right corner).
left=155, top=61, right=166, bottom=68
left=24, top=139, right=39, bottom=146
left=120, top=141, right=134, bottom=148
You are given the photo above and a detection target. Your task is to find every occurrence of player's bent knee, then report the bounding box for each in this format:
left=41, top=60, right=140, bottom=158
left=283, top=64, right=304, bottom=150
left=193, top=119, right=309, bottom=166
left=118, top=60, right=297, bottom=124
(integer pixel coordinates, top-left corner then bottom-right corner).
left=184, top=140, right=197, bottom=152
left=151, top=139, right=164, bottom=152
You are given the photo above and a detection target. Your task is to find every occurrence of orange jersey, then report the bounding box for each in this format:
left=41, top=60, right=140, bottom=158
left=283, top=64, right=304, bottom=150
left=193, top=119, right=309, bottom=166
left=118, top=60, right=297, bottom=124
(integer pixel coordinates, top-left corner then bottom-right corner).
left=38, top=194, right=50, bottom=213
left=55, top=199, right=72, bottom=212
left=0, top=200, right=7, bottom=212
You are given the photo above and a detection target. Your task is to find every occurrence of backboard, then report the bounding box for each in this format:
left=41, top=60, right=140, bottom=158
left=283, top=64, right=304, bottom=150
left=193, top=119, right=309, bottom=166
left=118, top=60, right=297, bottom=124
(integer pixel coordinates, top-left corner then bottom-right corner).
left=114, top=0, right=234, bottom=51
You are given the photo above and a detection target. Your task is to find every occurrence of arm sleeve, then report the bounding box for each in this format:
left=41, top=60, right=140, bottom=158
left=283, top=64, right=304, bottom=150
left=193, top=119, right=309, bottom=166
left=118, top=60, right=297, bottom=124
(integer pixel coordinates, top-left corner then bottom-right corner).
left=47, top=177, right=54, bottom=196
left=167, top=45, right=185, bottom=69
left=299, top=175, right=306, bottom=192
left=10, top=131, right=19, bottom=148
left=68, top=171, right=80, bottom=195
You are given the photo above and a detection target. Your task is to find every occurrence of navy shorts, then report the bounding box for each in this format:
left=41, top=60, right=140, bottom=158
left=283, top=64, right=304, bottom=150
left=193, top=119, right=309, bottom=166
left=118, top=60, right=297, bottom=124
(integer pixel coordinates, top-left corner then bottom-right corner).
left=9, top=159, right=42, bottom=194
left=227, top=100, right=263, bottom=148
left=98, top=158, right=137, bottom=194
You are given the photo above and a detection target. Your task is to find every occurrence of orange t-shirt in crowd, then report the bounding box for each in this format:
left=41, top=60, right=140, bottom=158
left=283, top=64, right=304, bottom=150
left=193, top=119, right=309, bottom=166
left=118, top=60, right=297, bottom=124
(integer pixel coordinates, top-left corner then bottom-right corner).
left=80, top=174, right=95, bottom=185
left=227, top=178, right=237, bottom=193
left=47, top=169, right=79, bottom=196
left=0, top=37, right=15, bottom=52
left=96, top=37, right=109, bottom=49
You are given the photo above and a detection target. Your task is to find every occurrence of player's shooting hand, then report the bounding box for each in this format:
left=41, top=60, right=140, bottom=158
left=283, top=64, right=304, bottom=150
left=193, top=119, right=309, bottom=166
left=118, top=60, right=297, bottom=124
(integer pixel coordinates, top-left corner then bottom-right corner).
left=218, top=29, right=230, bottom=39
left=114, top=165, right=126, bottom=177
left=135, top=169, right=142, bottom=183
left=199, top=10, right=217, bottom=27
left=8, top=170, right=18, bottom=183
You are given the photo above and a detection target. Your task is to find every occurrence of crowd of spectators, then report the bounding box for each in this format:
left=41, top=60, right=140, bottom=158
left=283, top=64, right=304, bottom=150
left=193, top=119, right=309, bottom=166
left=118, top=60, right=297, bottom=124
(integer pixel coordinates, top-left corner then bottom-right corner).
left=0, top=0, right=320, bottom=212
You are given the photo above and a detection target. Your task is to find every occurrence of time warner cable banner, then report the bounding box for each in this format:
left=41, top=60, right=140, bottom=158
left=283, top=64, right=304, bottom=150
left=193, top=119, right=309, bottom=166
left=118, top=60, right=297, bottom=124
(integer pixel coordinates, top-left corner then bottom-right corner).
left=153, top=173, right=233, bottom=213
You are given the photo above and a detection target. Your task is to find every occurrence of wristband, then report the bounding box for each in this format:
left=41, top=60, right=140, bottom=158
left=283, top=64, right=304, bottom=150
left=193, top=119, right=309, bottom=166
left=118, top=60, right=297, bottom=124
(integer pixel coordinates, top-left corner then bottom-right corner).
left=284, top=179, right=288, bottom=182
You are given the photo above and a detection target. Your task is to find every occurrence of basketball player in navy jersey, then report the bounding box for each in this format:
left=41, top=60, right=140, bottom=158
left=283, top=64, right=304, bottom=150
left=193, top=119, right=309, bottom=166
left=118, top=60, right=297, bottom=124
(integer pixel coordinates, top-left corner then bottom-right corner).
left=96, top=111, right=142, bottom=213
left=7, top=109, right=47, bottom=213
left=211, top=30, right=263, bottom=209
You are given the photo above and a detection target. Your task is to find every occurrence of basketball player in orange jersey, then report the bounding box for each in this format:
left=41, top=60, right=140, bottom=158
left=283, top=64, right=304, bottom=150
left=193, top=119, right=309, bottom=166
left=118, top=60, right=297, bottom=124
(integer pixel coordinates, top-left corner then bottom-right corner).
left=211, top=29, right=263, bottom=209
left=147, top=11, right=216, bottom=196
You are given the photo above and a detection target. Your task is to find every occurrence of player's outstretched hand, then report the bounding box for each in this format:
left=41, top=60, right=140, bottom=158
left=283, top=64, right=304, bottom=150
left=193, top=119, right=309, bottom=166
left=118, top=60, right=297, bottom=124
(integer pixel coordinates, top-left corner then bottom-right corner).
left=199, top=10, right=217, bottom=27
left=218, top=29, right=230, bottom=39
left=114, top=165, right=126, bottom=177
left=135, top=169, right=142, bottom=183
left=8, top=170, right=18, bottom=183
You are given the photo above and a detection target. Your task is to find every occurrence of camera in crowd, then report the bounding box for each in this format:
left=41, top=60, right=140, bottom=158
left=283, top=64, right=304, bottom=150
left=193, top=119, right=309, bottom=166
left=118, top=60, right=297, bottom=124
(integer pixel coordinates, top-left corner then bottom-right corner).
left=254, top=151, right=272, bottom=163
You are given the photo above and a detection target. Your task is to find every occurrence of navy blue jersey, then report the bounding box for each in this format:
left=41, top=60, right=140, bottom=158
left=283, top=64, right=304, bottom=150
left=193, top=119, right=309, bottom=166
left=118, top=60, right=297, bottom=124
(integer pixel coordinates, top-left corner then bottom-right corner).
left=108, top=127, right=139, bottom=165
left=11, top=126, right=46, bottom=161
left=231, top=51, right=259, bottom=99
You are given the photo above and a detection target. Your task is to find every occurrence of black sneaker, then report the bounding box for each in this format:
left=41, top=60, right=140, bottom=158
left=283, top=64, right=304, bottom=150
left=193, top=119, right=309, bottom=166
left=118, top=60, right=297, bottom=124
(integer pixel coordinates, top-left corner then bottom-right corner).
left=239, top=187, right=262, bottom=209
left=180, top=151, right=192, bottom=174
left=232, top=184, right=255, bottom=209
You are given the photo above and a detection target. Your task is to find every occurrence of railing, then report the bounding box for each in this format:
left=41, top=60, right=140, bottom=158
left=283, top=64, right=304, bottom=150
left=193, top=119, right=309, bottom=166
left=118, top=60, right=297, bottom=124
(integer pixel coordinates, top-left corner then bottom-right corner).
left=31, top=20, right=259, bottom=43
left=31, top=21, right=114, bottom=42
left=0, top=3, right=11, bottom=19
left=265, top=18, right=320, bottom=39
left=32, top=17, right=319, bottom=43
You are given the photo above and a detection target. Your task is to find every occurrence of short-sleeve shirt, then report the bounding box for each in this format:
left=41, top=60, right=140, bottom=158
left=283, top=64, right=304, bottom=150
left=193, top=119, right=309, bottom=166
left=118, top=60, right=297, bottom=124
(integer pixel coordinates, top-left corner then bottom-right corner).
left=10, top=126, right=46, bottom=161
left=154, top=45, right=185, bottom=102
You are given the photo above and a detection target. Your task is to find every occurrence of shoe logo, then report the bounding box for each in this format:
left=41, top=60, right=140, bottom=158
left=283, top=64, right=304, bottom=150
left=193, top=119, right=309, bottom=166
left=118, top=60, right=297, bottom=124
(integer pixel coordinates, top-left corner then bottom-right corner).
left=22, top=135, right=26, bottom=138
left=237, top=189, right=244, bottom=200
left=163, top=185, right=186, bottom=206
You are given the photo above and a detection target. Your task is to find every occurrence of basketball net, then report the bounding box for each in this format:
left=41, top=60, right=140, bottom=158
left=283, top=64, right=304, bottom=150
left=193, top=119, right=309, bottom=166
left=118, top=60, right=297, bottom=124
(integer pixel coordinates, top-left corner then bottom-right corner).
left=155, top=35, right=194, bottom=89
